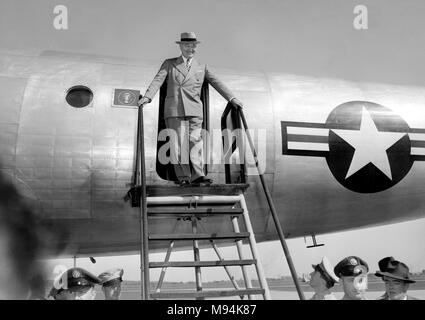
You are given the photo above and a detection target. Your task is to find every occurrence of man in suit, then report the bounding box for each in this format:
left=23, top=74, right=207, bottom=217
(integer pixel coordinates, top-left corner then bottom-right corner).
left=375, top=256, right=419, bottom=300
left=138, top=32, right=243, bottom=185
left=98, top=268, right=124, bottom=300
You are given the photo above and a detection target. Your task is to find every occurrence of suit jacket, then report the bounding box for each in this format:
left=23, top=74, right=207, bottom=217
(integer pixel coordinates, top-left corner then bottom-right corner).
left=144, top=56, right=234, bottom=118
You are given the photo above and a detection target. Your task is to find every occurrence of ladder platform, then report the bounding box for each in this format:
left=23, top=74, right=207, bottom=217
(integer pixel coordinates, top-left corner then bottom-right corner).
left=147, top=207, right=244, bottom=218
left=150, top=288, right=265, bottom=299
left=149, top=232, right=250, bottom=241
left=147, top=184, right=249, bottom=196
left=128, top=184, right=249, bottom=207
left=149, top=259, right=256, bottom=268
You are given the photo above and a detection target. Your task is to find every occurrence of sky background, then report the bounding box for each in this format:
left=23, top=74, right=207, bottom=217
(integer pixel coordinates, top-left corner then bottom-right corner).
left=1, top=0, right=425, bottom=281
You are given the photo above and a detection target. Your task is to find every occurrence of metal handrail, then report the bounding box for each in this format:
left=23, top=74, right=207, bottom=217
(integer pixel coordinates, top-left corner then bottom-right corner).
left=135, top=103, right=150, bottom=300
left=222, top=104, right=305, bottom=300
left=221, top=103, right=246, bottom=183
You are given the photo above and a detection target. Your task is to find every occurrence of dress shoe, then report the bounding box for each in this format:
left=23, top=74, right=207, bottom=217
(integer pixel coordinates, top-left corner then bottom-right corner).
left=191, top=177, right=213, bottom=185
left=179, top=180, right=191, bottom=186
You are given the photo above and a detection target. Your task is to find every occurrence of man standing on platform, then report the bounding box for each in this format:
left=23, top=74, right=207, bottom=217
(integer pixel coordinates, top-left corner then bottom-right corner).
left=138, top=32, right=243, bottom=185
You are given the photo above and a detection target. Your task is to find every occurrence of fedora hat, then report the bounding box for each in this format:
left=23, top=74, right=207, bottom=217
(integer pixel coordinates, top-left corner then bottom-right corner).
left=98, top=268, right=124, bottom=287
left=176, top=32, right=200, bottom=44
left=375, top=257, right=416, bottom=283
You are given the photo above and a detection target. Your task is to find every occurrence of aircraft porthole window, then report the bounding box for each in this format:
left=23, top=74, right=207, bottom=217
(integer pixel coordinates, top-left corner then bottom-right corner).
left=65, top=85, right=94, bottom=108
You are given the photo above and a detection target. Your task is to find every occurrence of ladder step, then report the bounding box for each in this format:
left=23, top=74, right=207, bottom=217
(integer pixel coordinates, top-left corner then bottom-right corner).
left=149, top=259, right=256, bottom=268
left=149, top=232, right=250, bottom=241
left=150, top=288, right=265, bottom=299
left=147, top=207, right=243, bottom=218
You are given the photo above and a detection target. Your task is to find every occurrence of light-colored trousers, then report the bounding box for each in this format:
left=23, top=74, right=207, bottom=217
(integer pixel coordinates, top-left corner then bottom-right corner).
left=165, top=116, right=204, bottom=182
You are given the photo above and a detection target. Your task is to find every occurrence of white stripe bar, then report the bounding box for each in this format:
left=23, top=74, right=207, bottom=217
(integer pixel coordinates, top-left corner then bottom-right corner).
left=408, top=133, right=425, bottom=141
left=411, top=148, right=425, bottom=156
left=287, top=141, right=329, bottom=151
left=287, top=127, right=329, bottom=136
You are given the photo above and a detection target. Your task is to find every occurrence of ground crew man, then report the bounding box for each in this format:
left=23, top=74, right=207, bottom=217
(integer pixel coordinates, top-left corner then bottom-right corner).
left=309, top=256, right=339, bottom=300
left=50, top=267, right=101, bottom=300
left=334, top=256, right=369, bottom=300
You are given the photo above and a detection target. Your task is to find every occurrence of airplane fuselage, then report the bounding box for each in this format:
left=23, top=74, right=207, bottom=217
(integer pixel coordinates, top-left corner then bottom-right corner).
left=1, top=50, right=425, bottom=255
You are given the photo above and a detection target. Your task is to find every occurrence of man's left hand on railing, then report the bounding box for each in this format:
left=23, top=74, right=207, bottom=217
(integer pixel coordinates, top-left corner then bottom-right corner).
left=230, top=98, right=244, bottom=109
left=138, top=96, right=151, bottom=107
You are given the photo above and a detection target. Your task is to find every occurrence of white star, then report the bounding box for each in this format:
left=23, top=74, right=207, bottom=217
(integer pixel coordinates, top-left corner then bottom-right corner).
left=332, top=107, right=406, bottom=180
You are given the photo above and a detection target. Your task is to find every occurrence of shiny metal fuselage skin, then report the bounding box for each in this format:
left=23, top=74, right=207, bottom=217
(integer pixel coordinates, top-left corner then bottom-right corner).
left=1, top=50, right=425, bottom=255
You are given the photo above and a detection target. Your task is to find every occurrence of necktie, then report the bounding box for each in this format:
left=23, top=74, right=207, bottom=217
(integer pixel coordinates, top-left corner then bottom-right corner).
left=186, top=59, right=191, bottom=70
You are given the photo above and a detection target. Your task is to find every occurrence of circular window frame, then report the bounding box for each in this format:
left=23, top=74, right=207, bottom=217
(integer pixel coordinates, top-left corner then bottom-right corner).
left=65, top=85, right=94, bottom=108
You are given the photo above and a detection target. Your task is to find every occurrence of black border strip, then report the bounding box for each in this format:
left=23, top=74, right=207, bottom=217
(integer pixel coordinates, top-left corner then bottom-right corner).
left=410, top=140, right=425, bottom=148
left=408, top=128, right=425, bottom=134
left=287, top=134, right=328, bottom=143
left=411, top=155, right=425, bottom=161
left=285, top=149, right=329, bottom=157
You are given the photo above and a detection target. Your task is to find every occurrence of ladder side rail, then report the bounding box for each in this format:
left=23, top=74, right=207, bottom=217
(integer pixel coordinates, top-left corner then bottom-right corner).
left=191, top=217, right=204, bottom=300
left=136, top=104, right=150, bottom=300
left=231, top=216, right=254, bottom=300
left=238, top=194, right=271, bottom=300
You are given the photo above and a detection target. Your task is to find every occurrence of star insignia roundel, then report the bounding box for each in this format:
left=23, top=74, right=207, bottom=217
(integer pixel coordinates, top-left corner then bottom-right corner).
left=281, top=101, right=425, bottom=194
left=326, top=102, right=412, bottom=193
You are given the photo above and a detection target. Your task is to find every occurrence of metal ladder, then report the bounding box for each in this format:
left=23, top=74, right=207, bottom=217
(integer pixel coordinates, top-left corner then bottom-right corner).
left=147, top=193, right=271, bottom=300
